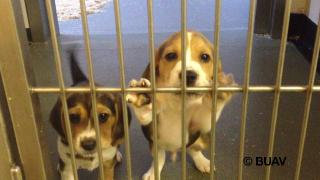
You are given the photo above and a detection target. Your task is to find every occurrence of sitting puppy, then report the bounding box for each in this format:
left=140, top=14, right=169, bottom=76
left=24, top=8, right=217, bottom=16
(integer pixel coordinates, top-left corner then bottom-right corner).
left=50, top=52, right=131, bottom=180
left=126, top=31, right=236, bottom=180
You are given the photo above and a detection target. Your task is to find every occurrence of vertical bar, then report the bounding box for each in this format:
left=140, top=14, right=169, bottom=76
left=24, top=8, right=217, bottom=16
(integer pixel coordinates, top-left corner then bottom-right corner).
left=113, top=0, right=133, bottom=179
left=78, top=1, right=105, bottom=179
left=265, top=0, right=292, bottom=179
left=180, top=0, right=187, bottom=179
left=0, top=0, right=48, bottom=179
left=238, top=0, right=257, bottom=179
left=147, top=0, right=159, bottom=180
left=294, top=16, right=320, bottom=180
left=44, top=0, right=79, bottom=179
left=210, top=0, right=221, bottom=179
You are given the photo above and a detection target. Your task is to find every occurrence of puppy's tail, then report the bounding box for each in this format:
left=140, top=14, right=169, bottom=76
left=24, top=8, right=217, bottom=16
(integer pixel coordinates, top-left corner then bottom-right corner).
left=69, top=51, right=87, bottom=84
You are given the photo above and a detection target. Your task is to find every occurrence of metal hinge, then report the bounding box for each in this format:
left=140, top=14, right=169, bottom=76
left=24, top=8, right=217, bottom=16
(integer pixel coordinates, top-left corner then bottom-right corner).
left=10, top=165, right=23, bottom=180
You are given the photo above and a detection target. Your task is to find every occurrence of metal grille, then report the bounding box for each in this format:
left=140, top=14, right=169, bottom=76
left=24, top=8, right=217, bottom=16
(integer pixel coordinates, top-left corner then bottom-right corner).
left=1, top=0, right=320, bottom=179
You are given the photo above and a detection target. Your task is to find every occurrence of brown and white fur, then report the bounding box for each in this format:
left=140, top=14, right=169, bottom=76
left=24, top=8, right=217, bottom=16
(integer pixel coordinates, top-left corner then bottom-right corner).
left=50, top=52, right=131, bottom=180
left=126, top=31, right=236, bottom=180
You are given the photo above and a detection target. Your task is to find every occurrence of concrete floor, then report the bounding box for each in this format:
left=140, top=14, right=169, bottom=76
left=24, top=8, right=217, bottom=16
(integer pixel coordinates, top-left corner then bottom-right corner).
left=29, top=30, right=320, bottom=180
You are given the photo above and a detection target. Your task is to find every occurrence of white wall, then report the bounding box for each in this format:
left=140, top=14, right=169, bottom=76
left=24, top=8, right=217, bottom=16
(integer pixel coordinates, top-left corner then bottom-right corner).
left=309, top=0, right=320, bottom=24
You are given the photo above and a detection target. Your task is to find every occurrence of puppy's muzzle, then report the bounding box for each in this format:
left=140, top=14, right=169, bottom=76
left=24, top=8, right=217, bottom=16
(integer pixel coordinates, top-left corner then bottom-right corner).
left=81, top=138, right=96, bottom=151
left=179, top=70, right=198, bottom=87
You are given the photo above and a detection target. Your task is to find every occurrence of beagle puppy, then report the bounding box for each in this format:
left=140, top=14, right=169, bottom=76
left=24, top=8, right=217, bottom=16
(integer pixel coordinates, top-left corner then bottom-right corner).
left=126, top=31, right=236, bottom=180
left=50, top=52, right=131, bottom=180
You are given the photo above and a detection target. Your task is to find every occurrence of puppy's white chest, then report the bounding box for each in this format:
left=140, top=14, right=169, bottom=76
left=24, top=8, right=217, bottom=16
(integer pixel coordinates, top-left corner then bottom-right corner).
left=158, top=109, right=187, bottom=150
left=157, top=98, right=197, bottom=151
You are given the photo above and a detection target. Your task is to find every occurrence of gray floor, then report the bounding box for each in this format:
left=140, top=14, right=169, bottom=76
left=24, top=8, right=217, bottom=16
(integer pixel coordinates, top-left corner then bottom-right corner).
left=29, top=30, right=320, bottom=180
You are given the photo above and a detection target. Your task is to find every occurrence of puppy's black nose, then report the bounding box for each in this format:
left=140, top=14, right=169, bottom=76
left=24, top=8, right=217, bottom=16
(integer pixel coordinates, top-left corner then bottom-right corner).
left=179, top=70, right=198, bottom=86
left=81, top=139, right=96, bottom=151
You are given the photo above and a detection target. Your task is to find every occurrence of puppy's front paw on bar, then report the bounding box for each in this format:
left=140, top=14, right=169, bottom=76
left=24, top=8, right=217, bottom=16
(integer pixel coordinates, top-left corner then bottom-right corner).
left=142, top=170, right=155, bottom=180
left=116, top=150, right=122, bottom=163
left=126, top=78, right=153, bottom=125
left=126, top=78, right=152, bottom=107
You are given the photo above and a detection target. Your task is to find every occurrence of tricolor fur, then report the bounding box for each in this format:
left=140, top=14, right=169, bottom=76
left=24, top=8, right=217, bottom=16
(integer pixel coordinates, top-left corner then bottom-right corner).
left=50, top=52, right=131, bottom=180
left=126, top=31, right=236, bottom=180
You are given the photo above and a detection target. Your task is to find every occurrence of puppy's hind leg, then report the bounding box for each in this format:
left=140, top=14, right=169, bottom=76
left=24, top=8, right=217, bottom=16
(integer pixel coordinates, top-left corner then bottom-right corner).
left=143, top=148, right=166, bottom=180
left=188, top=149, right=213, bottom=173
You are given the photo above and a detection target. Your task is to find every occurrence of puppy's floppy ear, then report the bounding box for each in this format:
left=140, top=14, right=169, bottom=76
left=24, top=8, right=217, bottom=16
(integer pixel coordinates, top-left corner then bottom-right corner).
left=50, top=98, right=65, bottom=139
left=210, top=55, right=236, bottom=101
left=142, top=44, right=165, bottom=79
left=112, top=95, right=132, bottom=146
left=217, top=72, right=236, bottom=101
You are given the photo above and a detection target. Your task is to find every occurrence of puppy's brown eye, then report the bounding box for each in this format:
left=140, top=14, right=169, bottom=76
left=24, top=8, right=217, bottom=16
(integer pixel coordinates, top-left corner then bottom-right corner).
left=99, top=113, right=109, bottom=123
left=69, top=114, right=80, bottom=124
left=200, top=53, right=210, bottom=62
left=165, top=52, right=177, bottom=61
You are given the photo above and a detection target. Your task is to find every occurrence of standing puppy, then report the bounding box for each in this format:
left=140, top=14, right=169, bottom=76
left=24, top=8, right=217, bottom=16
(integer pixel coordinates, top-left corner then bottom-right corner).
left=50, top=52, right=131, bottom=180
left=126, top=31, right=236, bottom=180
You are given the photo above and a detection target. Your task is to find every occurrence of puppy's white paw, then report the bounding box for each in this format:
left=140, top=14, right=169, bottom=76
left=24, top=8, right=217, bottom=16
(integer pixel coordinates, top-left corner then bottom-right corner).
left=116, top=151, right=122, bottom=162
left=126, top=78, right=151, bottom=107
left=142, top=170, right=155, bottom=180
left=194, top=156, right=211, bottom=173
left=60, top=171, right=75, bottom=180
left=133, top=103, right=153, bottom=125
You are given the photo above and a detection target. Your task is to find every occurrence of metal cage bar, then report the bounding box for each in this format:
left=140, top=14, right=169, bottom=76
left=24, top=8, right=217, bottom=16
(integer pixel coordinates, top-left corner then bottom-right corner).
left=10, top=166, right=23, bottom=180
left=113, top=0, right=133, bottom=179
left=78, top=0, right=105, bottom=179
left=238, top=0, right=257, bottom=179
left=147, top=0, right=160, bottom=179
left=265, top=0, right=292, bottom=179
left=44, top=0, right=79, bottom=179
left=181, top=0, right=188, bottom=179
left=210, top=0, right=221, bottom=179
left=294, top=16, right=320, bottom=180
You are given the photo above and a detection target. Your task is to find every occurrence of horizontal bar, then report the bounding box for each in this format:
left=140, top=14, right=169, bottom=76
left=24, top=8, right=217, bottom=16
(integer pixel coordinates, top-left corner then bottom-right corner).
left=30, top=86, right=320, bottom=93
